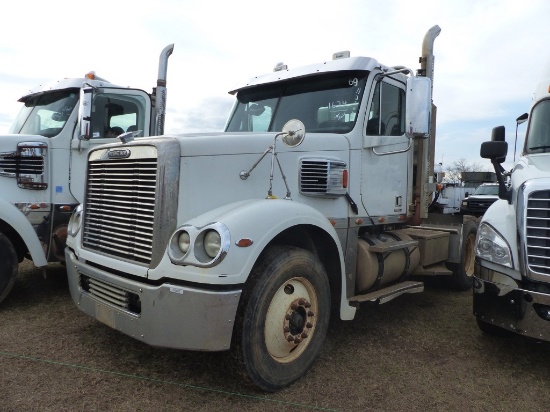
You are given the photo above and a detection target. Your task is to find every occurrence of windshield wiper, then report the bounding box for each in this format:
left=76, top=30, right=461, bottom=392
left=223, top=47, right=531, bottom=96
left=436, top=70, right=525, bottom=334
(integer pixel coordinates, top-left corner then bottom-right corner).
left=529, top=145, right=550, bottom=152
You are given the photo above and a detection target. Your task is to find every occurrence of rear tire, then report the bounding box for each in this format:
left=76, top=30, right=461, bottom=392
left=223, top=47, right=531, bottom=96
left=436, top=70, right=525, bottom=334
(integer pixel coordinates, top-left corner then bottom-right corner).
left=0, top=233, right=18, bottom=304
left=447, top=221, right=477, bottom=291
left=233, top=245, right=330, bottom=392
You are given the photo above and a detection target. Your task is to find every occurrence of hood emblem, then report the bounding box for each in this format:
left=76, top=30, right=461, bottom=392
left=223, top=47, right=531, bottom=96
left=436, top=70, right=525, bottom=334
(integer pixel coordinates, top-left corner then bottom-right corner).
left=108, top=149, right=131, bottom=159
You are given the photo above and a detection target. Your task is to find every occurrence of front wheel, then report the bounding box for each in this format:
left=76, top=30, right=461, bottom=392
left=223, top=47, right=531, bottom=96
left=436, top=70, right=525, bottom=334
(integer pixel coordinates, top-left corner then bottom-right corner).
left=447, top=221, right=478, bottom=291
left=233, top=245, right=331, bottom=392
left=0, top=233, right=18, bottom=304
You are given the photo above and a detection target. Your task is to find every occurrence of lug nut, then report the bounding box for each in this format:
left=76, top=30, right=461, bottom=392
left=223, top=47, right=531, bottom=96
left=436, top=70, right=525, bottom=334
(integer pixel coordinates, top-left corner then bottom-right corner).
left=298, top=299, right=305, bottom=305
left=308, top=311, right=315, bottom=317
left=306, top=322, right=313, bottom=328
left=301, top=332, right=308, bottom=338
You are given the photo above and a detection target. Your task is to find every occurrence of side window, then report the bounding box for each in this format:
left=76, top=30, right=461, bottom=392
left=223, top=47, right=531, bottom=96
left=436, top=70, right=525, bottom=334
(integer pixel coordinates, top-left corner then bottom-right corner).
left=366, top=81, right=405, bottom=136
left=90, top=93, right=147, bottom=138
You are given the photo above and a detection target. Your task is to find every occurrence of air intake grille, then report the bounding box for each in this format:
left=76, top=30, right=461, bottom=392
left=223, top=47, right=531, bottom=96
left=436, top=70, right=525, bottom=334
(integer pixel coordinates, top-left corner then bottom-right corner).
left=0, top=154, right=44, bottom=175
left=80, top=274, right=141, bottom=314
left=299, top=158, right=347, bottom=196
left=526, top=190, right=550, bottom=275
left=83, top=157, right=158, bottom=265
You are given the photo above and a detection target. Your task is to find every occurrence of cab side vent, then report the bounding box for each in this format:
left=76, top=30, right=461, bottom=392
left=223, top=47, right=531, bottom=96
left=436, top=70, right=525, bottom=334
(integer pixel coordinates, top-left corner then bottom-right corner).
left=299, top=158, right=347, bottom=197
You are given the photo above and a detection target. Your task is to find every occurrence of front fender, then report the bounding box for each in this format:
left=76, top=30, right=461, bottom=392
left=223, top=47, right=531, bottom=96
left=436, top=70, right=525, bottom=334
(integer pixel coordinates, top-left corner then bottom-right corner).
left=147, top=198, right=357, bottom=320
left=0, top=199, right=47, bottom=266
left=479, top=199, right=519, bottom=274
left=152, top=199, right=344, bottom=284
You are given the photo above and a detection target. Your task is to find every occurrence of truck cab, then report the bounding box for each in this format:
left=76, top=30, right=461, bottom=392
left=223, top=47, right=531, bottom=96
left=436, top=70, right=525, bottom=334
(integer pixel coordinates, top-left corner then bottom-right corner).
left=474, top=69, right=550, bottom=339
left=0, top=45, right=173, bottom=303
left=64, top=26, right=477, bottom=391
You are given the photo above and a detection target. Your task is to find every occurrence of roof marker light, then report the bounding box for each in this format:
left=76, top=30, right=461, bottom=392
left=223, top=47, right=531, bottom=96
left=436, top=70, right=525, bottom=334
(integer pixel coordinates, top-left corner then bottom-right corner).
left=274, top=62, right=288, bottom=72
left=332, top=51, right=350, bottom=60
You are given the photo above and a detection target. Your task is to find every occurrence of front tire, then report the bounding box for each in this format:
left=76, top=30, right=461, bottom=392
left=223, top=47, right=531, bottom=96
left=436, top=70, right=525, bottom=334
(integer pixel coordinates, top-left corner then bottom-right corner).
left=234, top=245, right=331, bottom=392
left=0, top=233, right=18, bottom=304
left=447, top=221, right=477, bottom=291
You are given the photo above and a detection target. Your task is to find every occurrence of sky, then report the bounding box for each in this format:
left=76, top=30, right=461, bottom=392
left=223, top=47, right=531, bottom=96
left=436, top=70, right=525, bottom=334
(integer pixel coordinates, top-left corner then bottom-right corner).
left=1, top=0, right=549, bottom=173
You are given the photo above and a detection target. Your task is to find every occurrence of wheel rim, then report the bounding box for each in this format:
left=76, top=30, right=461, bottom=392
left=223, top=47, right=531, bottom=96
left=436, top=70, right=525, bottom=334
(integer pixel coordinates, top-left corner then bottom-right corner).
left=464, top=233, right=476, bottom=277
left=264, top=277, right=318, bottom=363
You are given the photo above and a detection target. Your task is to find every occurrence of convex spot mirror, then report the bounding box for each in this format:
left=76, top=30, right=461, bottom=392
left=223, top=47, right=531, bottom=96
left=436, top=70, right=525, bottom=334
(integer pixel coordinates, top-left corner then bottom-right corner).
left=405, top=76, right=431, bottom=138
left=79, top=87, right=93, bottom=140
left=281, top=119, right=305, bottom=147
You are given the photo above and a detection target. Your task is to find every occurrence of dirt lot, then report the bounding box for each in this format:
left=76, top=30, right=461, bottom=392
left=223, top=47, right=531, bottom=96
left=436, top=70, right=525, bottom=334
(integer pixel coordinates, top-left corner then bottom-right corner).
left=2, top=261, right=550, bottom=412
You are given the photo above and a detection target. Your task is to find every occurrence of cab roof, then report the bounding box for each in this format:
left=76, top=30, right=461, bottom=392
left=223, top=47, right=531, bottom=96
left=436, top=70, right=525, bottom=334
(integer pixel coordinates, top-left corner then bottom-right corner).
left=229, top=56, right=386, bottom=95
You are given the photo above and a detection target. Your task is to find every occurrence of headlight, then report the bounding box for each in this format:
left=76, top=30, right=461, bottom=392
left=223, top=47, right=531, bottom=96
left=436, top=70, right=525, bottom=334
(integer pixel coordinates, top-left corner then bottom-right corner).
left=475, top=222, right=512, bottom=268
left=68, top=204, right=83, bottom=237
left=203, top=230, right=221, bottom=258
left=462, top=201, right=468, bottom=207
left=178, top=231, right=190, bottom=254
left=168, top=222, right=230, bottom=267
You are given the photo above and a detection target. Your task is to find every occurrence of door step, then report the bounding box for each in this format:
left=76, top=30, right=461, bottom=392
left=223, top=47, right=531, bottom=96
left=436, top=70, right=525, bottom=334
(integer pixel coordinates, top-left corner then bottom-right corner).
left=349, top=280, right=424, bottom=305
left=412, top=263, right=453, bottom=276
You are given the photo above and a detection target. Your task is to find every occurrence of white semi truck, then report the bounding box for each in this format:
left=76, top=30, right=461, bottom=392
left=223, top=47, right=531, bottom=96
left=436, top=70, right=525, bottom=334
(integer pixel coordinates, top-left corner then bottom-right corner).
left=65, top=26, right=477, bottom=391
left=0, top=44, right=174, bottom=303
left=474, top=63, right=550, bottom=340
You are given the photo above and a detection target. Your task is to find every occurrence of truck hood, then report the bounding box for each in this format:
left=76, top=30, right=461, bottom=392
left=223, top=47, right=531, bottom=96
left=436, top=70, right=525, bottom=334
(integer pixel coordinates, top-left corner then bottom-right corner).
left=166, top=131, right=350, bottom=156
left=511, top=154, right=550, bottom=189
left=0, top=134, right=49, bottom=149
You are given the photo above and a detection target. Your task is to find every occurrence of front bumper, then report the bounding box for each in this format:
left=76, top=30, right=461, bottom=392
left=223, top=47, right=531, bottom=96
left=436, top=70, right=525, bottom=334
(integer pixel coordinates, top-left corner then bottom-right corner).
left=474, top=262, right=550, bottom=341
left=65, top=248, right=242, bottom=351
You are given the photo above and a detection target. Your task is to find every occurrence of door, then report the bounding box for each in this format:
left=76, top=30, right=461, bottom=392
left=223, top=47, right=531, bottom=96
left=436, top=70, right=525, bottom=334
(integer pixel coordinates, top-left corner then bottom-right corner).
left=360, top=78, right=411, bottom=219
left=69, top=88, right=151, bottom=202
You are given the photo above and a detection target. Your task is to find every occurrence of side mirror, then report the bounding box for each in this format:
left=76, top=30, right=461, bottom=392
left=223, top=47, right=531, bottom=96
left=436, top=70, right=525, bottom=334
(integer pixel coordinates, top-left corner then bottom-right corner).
left=480, top=137, right=510, bottom=202
left=79, top=87, right=93, bottom=140
left=405, top=76, right=431, bottom=138
left=281, top=119, right=305, bottom=147
left=480, top=140, right=508, bottom=162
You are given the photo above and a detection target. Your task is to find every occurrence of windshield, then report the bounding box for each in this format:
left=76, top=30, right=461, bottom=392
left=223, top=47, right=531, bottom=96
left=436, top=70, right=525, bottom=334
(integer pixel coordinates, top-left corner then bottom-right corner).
left=9, top=89, right=79, bottom=137
left=525, top=99, right=550, bottom=153
left=226, top=71, right=368, bottom=134
left=473, top=185, right=499, bottom=196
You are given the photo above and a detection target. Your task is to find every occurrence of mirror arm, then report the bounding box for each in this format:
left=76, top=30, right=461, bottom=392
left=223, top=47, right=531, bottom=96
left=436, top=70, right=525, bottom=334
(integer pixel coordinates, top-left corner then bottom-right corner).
left=491, top=158, right=511, bottom=203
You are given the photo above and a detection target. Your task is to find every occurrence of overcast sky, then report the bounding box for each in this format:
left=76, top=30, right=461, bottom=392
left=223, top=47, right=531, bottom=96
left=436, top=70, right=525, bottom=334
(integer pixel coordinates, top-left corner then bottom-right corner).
left=1, top=0, right=549, bottom=172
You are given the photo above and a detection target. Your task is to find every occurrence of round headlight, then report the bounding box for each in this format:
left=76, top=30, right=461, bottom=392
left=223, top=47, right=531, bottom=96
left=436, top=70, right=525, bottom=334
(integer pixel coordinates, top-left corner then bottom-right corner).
left=178, top=231, right=191, bottom=254
left=204, top=230, right=221, bottom=258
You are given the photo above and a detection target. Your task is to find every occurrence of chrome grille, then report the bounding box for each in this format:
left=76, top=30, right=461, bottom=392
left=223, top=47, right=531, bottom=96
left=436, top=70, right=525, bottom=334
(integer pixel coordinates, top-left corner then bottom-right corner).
left=83, top=157, right=157, bottom=265
left=80, top=274, right=141, bottom=314
left=526, top=190, right=550, bottom=275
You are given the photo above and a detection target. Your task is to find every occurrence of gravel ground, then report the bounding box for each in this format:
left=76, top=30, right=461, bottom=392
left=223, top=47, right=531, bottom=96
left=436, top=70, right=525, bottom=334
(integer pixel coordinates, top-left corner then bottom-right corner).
left=2, top=260, right=550, bottom=412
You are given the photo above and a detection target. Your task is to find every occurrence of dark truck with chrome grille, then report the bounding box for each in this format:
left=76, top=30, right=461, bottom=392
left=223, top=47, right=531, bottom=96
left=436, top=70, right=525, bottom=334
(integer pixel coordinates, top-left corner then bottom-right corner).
left=475, top=64, right=550, bottom=341
left=65, top=26, right=481, bottom=392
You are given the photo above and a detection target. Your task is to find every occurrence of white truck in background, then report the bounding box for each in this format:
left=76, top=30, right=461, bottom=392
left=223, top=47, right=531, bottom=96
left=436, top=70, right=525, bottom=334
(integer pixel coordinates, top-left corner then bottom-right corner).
left=0, top=44, right=174, bottom=303
left=474, top=64, right=550, bottom=340
left=65, top=26, right=478, bottom=391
